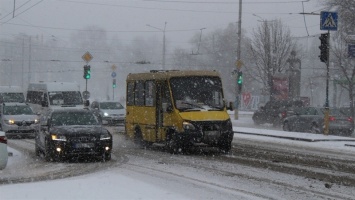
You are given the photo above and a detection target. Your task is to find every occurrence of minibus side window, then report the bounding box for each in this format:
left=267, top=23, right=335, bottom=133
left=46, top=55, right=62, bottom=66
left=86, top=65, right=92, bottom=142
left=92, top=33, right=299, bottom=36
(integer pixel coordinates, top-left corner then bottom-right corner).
left=145, top=81, right=155, bottom=106
left=127, top=82, right=134, bottom=106
left=135, top=81, right=145, bottom=106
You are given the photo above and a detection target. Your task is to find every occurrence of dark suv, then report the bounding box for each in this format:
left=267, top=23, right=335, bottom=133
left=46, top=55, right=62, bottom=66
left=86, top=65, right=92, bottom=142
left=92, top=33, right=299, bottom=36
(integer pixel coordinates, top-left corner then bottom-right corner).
left=252, top=100, right=304, bottom=127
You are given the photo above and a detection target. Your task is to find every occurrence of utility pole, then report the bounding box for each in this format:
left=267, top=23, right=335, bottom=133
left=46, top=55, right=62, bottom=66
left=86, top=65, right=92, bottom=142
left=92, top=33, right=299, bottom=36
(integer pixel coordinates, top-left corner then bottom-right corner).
left=234, top=0, right=242, bottom=120
left=147, top=22, right=167, bottom=70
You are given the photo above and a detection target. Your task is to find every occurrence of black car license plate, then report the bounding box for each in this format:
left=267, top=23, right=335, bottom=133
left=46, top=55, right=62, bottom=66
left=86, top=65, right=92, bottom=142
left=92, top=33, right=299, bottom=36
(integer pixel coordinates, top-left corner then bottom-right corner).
left=75, top=143, right=94, bottom=148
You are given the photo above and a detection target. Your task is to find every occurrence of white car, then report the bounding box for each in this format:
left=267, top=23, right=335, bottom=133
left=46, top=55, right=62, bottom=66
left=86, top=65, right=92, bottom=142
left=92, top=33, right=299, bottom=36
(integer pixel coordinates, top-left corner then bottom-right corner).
left=90, top=101, right=126, bottom=125
left=0, top=131, right=8, bottom=170
left=0, top=103, right=40, bottom=138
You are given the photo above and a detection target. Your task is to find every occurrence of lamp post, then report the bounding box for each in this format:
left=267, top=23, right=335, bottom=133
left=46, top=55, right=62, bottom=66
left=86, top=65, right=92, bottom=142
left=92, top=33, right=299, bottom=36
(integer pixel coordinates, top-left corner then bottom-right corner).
left=146, top=22, right=167, bottom=70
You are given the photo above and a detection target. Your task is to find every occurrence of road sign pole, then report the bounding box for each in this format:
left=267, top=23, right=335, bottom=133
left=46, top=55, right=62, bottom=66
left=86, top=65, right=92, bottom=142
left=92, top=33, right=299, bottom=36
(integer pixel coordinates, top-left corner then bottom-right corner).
left=319, top=11, right=337, bottom=136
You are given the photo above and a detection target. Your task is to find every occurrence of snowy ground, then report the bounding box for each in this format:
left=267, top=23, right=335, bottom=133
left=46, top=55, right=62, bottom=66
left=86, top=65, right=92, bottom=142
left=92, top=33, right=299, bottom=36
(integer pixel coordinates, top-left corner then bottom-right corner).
left=1, top=111, right=355, bottom=199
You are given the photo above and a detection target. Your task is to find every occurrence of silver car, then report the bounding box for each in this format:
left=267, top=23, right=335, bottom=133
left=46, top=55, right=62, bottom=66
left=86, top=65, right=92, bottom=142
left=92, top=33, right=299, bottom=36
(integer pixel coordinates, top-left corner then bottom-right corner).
left=90, top=101, right=125, bottom=125
left=0, top=103, right=40, bottom=138
left=0, top=131, right=8, bottom=170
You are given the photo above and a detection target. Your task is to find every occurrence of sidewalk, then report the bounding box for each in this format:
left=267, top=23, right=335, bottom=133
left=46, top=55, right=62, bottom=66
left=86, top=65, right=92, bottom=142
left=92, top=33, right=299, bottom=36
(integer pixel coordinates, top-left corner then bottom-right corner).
left=230, top=111, right=355, bottom=154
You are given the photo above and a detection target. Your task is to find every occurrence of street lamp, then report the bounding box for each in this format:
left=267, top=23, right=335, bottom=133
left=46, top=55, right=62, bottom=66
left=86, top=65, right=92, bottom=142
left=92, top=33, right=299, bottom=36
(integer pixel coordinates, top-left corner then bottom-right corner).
left=146, top=22, right=167, bottom=70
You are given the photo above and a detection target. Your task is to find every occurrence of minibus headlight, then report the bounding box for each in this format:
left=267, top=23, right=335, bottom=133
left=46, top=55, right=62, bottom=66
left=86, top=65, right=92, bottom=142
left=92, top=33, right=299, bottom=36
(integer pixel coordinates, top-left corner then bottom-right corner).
left=183, top=121, right=196, bottom=130
left=103, top=112, right=109, bottom=116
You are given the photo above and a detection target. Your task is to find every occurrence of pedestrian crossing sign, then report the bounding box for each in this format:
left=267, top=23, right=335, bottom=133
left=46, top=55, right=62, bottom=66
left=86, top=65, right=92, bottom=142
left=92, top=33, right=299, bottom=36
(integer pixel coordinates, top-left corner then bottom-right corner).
left=320, top=11, right=338, bottom=31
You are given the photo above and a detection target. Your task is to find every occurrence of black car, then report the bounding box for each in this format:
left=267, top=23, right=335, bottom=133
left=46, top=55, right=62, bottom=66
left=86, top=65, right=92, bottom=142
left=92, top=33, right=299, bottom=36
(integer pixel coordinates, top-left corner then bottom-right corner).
left=35, top=108, right=112, bottom=162
left=252, top=100, right=304, bottom=127
left=282, top=107, right=353, bottom=135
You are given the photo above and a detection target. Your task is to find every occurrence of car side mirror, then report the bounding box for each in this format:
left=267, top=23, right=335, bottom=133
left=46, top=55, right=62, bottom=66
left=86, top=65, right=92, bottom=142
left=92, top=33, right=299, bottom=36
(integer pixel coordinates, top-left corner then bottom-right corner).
left=162, top=103, right=173, bottom=113
left=41, top=100, right=48, bottom=107
left=84, top=100, right=90, bottom=107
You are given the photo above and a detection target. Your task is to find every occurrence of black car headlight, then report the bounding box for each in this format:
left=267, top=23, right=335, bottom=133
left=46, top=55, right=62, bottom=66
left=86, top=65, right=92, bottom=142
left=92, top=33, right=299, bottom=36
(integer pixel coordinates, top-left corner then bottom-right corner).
left=51, top=134, right=67, bottom=141
left=183, top=121, right=196, bottom=131
left=4, top=119, right=15, bottom=125
left=100, top=132, right=111, bottom=140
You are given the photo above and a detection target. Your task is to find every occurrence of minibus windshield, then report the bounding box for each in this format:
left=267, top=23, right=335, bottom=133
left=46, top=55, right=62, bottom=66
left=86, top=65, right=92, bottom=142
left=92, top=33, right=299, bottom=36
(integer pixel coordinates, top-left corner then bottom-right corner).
left=170, top=76, right=224, bottom=111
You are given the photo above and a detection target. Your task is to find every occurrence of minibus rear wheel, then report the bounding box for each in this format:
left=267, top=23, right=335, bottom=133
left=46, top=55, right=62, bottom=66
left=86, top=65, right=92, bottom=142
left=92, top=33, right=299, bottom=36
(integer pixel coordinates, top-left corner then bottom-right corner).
left=134, top=127, right=144, bottom=147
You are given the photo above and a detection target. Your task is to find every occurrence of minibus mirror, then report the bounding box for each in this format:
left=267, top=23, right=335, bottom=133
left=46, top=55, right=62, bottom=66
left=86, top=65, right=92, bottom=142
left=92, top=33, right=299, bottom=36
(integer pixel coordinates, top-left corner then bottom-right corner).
left=166, top=105, right=173, bottom=113
left=226, top=101, right=234, bottom=111
left=162, top=103, right=173, bottom=113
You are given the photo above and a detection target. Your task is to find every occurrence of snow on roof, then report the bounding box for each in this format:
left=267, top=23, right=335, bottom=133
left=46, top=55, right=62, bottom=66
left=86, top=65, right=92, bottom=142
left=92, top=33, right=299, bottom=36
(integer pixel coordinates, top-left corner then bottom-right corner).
left=28, top=82, right=80, bottom=91
left=0, top=86, right=23, bottom=93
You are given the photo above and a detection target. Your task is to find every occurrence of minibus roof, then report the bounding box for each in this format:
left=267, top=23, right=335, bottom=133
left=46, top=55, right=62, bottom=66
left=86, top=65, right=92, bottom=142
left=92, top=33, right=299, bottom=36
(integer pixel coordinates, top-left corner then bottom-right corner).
left=127, top=70, right=220, bottom=81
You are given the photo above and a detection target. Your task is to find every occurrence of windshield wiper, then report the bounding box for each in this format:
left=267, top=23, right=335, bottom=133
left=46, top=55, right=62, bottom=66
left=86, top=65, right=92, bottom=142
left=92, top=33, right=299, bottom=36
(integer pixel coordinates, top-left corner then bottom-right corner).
left=178, top=101, right=205, bottom=111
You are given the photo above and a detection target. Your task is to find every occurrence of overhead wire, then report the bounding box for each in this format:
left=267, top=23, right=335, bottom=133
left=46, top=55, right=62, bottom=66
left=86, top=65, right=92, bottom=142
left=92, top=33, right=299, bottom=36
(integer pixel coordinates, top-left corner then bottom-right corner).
left=0, top=0, right=44, bottom=25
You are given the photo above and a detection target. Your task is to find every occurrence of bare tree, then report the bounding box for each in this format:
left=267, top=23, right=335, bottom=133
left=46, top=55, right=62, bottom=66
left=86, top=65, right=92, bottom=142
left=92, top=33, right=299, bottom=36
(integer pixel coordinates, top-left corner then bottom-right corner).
left=171, top=23, right=252, bottom=101
left=248, top=19, right=295, bottom=100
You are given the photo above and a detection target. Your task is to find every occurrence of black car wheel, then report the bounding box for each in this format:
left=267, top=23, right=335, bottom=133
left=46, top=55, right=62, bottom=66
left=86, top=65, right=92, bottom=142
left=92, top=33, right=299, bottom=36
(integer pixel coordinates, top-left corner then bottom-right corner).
left=35, top=144, right=41, bottom=156
left=219, top=140, right=232, bottom=153
left=311, top=124, right=321, bottom=134
left=283, top=121, right=292, bottom=132
left=44, top=140, right=53, bottom=162
left=102, top=152, right=111, bottom=162
left=252, top=115, right=262, bottom=125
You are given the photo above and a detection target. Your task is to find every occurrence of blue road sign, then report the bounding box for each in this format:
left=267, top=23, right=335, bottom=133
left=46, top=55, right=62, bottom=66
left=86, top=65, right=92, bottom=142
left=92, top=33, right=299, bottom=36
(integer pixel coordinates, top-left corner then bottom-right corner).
left=349, top=44, right=355, bottom=58
left=320, top=11, right=338, bottom=31
left=111, top=71, right=116, bottom=78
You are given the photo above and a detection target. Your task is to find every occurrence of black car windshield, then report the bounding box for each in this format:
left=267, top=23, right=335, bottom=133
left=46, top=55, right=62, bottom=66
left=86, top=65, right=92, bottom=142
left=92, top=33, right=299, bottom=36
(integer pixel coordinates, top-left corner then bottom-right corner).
left=51, top=112, right=99, bottom=126
left=48, top=91, right=83, bottom=106
left=170, top=76, right=224, bottom=111
left=3, top=105, right=34, bottom=115
left=100, top=102, right=124, bottom=109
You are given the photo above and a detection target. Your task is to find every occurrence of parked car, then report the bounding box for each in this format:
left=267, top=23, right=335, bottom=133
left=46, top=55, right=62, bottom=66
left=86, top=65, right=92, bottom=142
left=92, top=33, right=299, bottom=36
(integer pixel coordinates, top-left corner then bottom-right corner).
left=35, top=108, right=112, bottom=162
left=90, top=100, right=125, bottom=125
left=282, top=107, right=353, bottom=135
left=0, top=103, right=40, bottom=138
left=252, top=100, right=304, bottom=127
left=0, top=131, right=8, bottom=170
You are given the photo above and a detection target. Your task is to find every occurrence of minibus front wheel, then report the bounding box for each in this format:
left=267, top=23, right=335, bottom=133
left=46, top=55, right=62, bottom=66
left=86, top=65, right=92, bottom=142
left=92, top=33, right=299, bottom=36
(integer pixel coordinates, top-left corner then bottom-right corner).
left=166, top=131, right=182, bottom=154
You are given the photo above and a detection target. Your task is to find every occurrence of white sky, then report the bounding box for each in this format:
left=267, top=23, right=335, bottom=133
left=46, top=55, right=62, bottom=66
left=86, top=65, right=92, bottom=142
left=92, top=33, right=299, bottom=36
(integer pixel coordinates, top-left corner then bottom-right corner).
left=1, top=112, right=355, bottom=199
left=0, top=0, right=324, bottom=50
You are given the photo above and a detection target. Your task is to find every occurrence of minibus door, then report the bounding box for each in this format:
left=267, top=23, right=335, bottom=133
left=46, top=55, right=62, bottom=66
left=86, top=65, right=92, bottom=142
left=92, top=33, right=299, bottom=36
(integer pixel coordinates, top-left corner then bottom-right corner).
left=156, top=82, right=163, bottom=141
left=156, top=81, right=172, bottom=142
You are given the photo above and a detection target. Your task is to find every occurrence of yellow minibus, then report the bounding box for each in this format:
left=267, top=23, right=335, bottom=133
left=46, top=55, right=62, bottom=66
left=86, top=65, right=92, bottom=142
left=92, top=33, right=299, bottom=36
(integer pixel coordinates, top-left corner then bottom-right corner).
left=125, top=70, right=234, bottom=153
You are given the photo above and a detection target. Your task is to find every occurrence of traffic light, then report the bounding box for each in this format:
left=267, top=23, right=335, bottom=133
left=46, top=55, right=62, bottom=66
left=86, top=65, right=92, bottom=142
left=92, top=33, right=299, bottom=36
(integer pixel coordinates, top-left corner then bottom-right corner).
left=237, top=71, right=243, bottom=91
left=83, top=65, right=91, bottom=79
left=112, top=79, right=116, bottom=88
left=319, top=33, right=329, bottom=63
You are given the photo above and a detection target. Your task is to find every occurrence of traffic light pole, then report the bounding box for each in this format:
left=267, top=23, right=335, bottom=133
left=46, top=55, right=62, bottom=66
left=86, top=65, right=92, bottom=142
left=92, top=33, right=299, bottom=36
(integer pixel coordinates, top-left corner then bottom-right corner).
left=235, top=0, right=242, bottom=120
left=324, top=30, right=330, bottom=135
